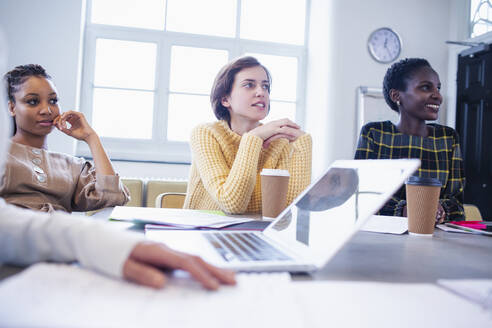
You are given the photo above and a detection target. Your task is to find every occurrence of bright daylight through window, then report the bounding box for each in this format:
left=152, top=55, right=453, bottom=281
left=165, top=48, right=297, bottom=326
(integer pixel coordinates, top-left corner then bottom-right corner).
left=470, top=0, right=492, bottom=37
left=80, top=0, right=308, bottom=162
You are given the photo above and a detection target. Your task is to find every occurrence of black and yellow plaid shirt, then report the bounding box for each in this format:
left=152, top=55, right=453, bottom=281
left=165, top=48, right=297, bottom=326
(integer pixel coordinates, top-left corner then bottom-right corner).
left=355, top=121, right=465, bottom=221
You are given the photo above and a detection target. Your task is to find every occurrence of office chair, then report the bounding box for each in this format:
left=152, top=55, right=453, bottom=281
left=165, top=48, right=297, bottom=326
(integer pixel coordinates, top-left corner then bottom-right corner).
left=463, top=204, right=483, bottom=221
left=155, top=192, right=186, bottom=208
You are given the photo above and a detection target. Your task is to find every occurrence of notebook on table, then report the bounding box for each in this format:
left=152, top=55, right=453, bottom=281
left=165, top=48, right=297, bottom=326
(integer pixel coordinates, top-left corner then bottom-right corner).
left=445, top=221, right=492, bottom=236
left=146, top=159, right=420, bottom=272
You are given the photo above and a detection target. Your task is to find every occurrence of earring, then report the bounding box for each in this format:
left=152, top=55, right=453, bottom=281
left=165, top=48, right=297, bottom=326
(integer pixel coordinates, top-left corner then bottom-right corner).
left=396, top=100, right=401, bottom=106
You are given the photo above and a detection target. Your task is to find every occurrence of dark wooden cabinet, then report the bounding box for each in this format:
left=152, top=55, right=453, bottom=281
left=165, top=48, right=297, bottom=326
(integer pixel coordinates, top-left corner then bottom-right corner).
left=456, top=49, right=492, bottom=219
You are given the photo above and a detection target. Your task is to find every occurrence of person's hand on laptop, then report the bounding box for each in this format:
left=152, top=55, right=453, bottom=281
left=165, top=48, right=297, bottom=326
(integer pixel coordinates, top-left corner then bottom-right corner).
left=123, top=242, right=236, bottom=290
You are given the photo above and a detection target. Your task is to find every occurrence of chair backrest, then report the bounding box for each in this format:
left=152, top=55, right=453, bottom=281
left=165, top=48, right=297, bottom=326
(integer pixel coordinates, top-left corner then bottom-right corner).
left=155, top=192, right=186, bottom=208
left=146, top=180, right=187, bottom=207
left=121, top=178, right=144, bottom=207
left=464, top=204, right=483, bottom=221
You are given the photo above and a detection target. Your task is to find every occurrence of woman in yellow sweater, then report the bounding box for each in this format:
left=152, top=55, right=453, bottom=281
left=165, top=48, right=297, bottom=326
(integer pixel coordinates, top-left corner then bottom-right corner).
left=184, top=56, right=312, bottom=214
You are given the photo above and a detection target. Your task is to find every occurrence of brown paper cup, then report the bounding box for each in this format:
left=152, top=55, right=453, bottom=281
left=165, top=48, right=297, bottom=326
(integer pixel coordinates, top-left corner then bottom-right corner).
left=405, top=176, right=442, bottom=236
left=261, top=169, right=290, bottom=220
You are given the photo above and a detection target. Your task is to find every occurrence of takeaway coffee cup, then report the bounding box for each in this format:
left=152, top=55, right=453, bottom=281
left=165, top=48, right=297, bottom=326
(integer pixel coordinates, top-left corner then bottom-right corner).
left=405, top=176, right=442, bottom=236
left=260, top=169, right=290, bottom=220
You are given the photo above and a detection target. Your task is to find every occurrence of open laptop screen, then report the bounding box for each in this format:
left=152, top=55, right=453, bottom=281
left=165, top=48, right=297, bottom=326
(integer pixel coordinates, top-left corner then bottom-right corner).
left=266, top=160, right=419, bottom=265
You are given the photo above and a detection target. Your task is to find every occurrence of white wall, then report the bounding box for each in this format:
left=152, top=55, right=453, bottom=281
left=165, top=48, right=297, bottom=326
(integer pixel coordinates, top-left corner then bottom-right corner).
left=0, top=0, right=85, bottom=155
left=111, top=160, right=190, bottom=180
left=305, top=0, right=335, bottom=177
left=1, top=0, right=470, bottom=180
left=306, top=0, right=469, bottom=178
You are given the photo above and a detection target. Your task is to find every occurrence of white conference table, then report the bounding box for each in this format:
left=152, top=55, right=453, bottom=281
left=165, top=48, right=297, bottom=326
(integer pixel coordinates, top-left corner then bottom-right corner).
left=313, top=228, right=492, bottom=282
left=95, top=207, right=492, bottom=282
left=1, top=208, right=492, bottom=283
left=1, top=209, right=492, bottom=328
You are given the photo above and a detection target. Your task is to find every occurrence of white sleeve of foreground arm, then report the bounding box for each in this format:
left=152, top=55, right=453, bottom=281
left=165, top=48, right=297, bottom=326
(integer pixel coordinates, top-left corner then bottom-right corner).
left=0, top=199, right=144, bottom=278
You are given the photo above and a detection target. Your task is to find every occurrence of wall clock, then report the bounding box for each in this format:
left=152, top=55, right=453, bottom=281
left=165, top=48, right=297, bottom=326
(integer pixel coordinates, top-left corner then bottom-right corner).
left=367, top=27, right=402, bottom=63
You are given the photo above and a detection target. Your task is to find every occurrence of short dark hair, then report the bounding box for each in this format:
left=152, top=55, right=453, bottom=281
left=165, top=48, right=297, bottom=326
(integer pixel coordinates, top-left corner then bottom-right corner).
left=3, top=64, right=51, bottom=135
left=383, top=58, right=431, bottom=112
left=210, top=56, right=271, bottom=125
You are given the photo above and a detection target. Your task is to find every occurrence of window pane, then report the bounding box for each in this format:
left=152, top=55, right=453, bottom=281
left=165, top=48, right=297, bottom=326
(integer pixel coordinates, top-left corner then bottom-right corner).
left=92, top=88, right=154, bottom=139
left=262, top=101, right=296, bottom=123
left=167, top=94, right=216, bottom=141
left=240, top=0, right=306, bottom=45
left=470, top=0, right=480, bottom=20
left=470, top=0, right=492, bottom=37
left=246, top=53, right=297, bottom=102
left=170, top=46, right=229, bottom=94
left=473, top=23, right=491, bottom=37
left=166, top=0, right=236, bottom=37
left=94, top=39, right=157, bottom=90
left=91, top=0, right=166, bottom=30
left=479, top=1, right=489, bottom=17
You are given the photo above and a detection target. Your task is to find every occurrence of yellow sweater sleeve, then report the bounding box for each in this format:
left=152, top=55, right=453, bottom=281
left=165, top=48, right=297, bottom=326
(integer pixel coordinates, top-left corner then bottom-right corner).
left=277, top=134, right=312, bottom=205
left=189, top=125, right=263, bottom=214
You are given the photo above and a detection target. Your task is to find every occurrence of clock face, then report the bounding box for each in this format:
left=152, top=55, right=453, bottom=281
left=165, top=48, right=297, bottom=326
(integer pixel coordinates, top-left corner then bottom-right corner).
left=367, top=28, right=402, bottom=63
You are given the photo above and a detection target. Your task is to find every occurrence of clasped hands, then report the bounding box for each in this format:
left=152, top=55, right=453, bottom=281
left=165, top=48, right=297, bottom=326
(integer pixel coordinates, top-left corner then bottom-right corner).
left=249, top=118, right=305, bottom=148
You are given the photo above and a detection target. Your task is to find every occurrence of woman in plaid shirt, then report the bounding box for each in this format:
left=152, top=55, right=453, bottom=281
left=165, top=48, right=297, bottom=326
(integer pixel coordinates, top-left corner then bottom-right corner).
left=355, top=58, right=465, bottom=222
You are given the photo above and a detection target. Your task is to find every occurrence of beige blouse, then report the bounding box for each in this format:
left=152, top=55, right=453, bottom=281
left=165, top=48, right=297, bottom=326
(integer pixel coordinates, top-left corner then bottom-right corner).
left=0, top=141, right=129, bottom=213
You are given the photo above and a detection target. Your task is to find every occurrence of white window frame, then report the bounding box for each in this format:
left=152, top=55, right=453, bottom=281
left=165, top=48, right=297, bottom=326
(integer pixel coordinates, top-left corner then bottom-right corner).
left=78, top=0, right=310, bottom=163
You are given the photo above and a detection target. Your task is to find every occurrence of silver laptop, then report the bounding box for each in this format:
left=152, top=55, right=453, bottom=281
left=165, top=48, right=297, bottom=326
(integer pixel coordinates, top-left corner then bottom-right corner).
left=146, top=159, right=420, bottom=272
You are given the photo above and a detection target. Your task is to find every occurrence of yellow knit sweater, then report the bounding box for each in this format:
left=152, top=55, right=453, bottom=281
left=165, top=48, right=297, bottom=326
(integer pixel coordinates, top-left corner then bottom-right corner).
left=183, top=120, right=312, bottom=214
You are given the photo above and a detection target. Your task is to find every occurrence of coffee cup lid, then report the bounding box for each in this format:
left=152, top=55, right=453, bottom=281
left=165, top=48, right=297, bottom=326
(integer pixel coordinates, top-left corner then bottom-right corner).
left=260, top=169, right=290, bottom=177
left=405, top=176, right=442, bottom=187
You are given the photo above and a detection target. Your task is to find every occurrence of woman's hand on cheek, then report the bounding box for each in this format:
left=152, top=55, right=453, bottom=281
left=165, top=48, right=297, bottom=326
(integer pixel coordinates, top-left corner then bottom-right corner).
left=55, top=111, right=96, bottom=142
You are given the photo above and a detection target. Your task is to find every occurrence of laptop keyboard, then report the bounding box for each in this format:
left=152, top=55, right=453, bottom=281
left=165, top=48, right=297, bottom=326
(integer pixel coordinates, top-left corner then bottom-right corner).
left=204, top=232, right=293, bottom=262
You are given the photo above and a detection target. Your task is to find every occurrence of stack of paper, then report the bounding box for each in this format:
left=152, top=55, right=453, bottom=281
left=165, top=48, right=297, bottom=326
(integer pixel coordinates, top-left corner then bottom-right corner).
left=1, top=264, right=491, bottom=327
left=444, top=221, right=492, bottom=236
left=0, top=264, right=301, bottom=328
left=291, top=280, right=492, bottom=327
left=438, top=279, right=492, bottom=311
left=436, top=224, right=472, bottom=234
left=110, top=206, right=255, bottom=229
left=0, top=264, right=492, bottom=328
left=361, top=215, right=408, bottom=234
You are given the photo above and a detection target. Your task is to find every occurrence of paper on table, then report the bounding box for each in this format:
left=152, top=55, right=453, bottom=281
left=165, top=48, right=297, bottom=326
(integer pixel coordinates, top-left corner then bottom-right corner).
left=0, top=263, right=301, bottom=328
left=110, top=206, right=255, bottom=229
left=436, top=224, right=472, bottom=234
left=145, top=220, right=268, bottom=231
left=437, top=279, right=492, bottom=311
left=361, top=215, right=408, bottom=234
left=2, top=264, right=491, bottom=328
left=291, top=280, right=492, bottom=328
left=444, top=223, right=492, bottom=236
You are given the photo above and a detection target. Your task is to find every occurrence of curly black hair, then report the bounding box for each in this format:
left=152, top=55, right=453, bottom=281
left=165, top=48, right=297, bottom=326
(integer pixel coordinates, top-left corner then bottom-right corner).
left=3, top=64, right=51, bottom=135
left=4, top=64, right=51, bottom=102
left=383, top=58, right=431, bottom=112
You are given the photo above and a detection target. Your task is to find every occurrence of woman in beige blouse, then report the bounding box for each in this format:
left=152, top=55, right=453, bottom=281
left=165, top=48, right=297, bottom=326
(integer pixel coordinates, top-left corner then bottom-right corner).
left=1, top=64, right=129, bottom=212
